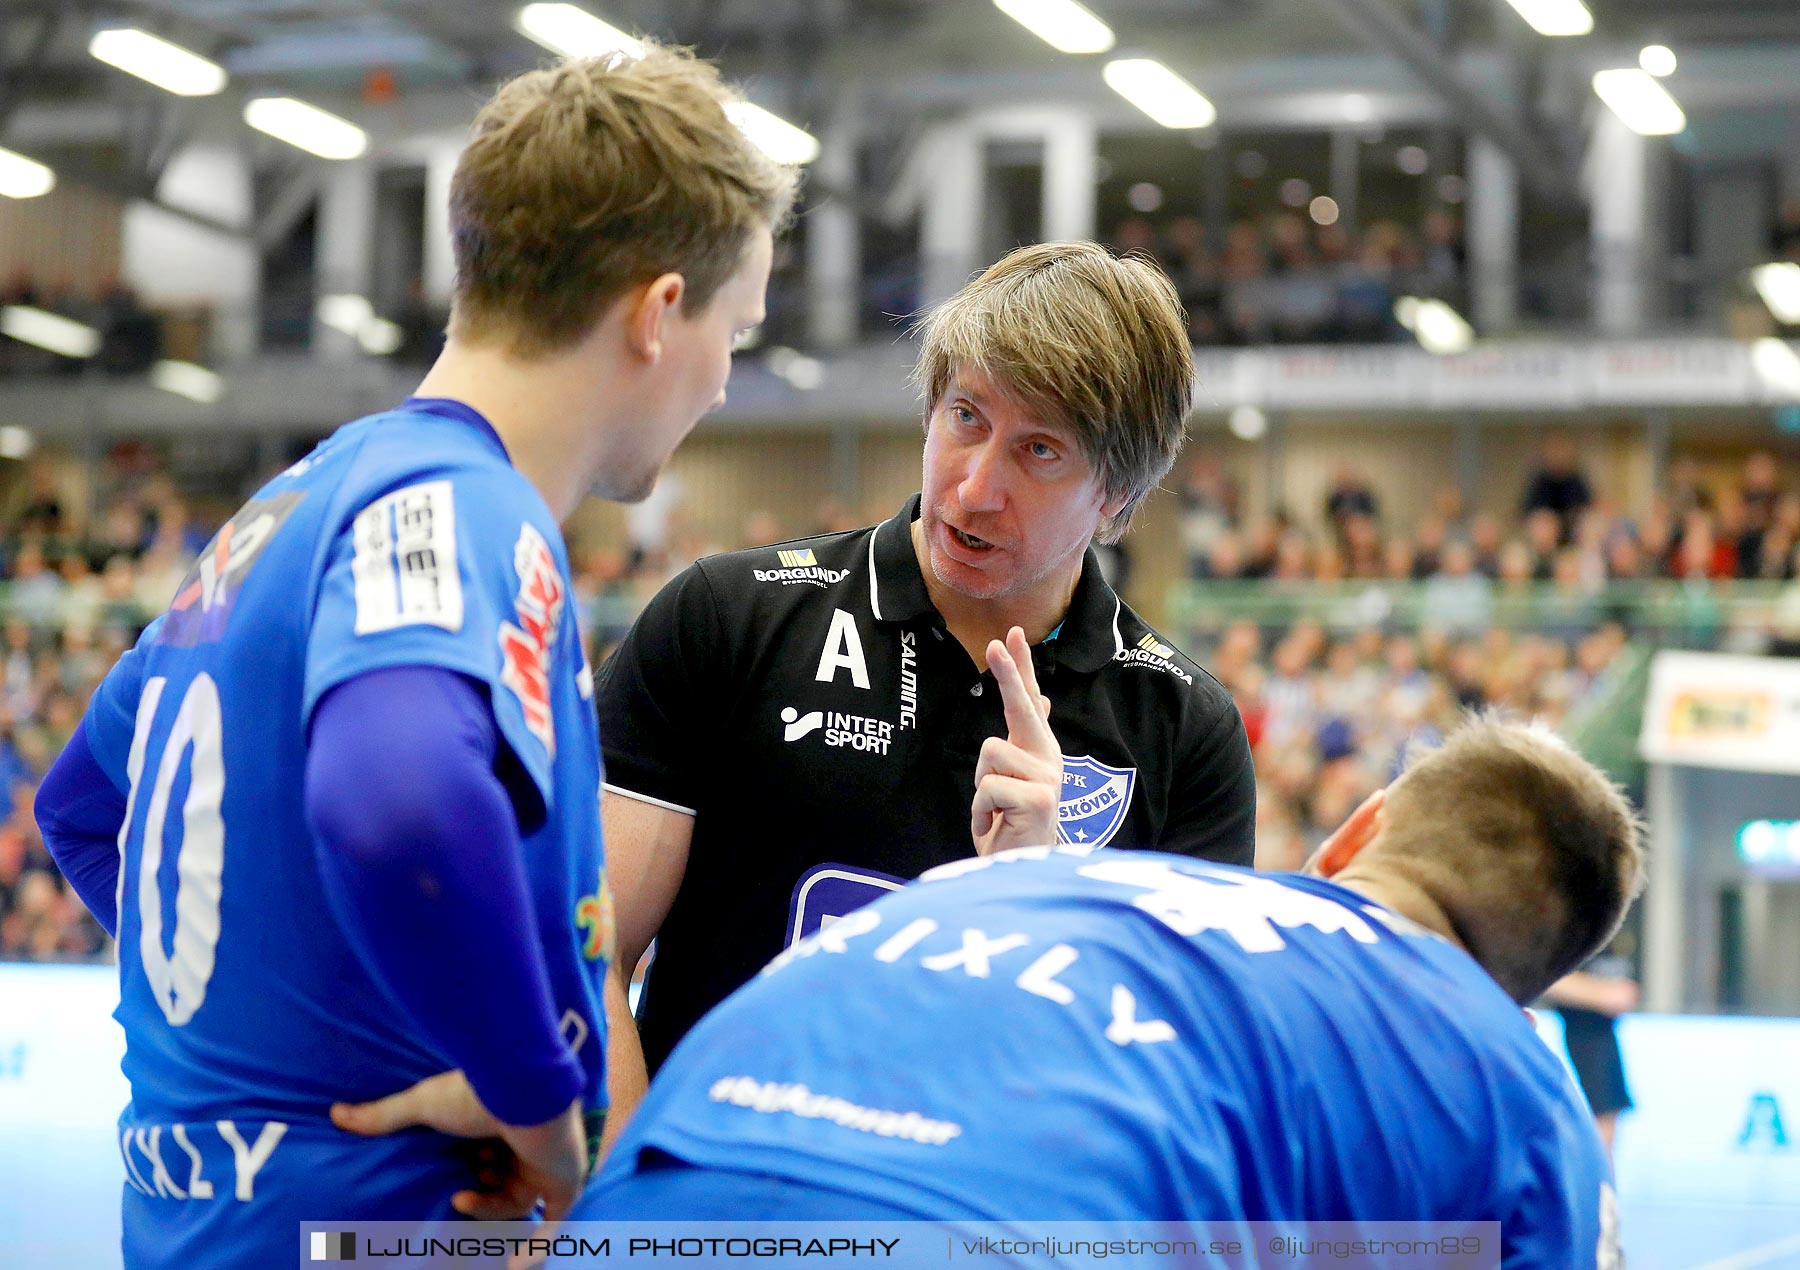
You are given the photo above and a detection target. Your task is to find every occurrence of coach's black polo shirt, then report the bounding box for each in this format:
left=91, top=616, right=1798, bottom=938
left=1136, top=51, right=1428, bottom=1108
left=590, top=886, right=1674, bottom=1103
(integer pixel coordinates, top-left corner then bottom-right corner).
left=597, top=494, right=1256, bottom=1070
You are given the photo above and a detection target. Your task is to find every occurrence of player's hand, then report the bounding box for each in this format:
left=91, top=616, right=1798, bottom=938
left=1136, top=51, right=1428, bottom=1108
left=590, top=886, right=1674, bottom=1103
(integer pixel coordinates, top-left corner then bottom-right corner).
left=333, top=1071, right=588, bottom=1267
left=971, top=626, right=1063, bottom=857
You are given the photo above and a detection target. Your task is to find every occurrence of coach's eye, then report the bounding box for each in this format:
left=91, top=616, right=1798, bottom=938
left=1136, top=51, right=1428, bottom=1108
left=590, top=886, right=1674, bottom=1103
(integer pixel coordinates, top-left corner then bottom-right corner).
left=1027, top=440, right=1058, bottom=461
left=951, top=405, right=977, bottom=427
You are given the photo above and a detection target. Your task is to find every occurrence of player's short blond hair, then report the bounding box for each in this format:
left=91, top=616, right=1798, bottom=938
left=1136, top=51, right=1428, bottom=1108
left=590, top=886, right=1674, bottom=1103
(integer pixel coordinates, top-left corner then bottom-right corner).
left=448, top=43, right=798, bottom=357
left=913, top=242, right=1193, bottom=543
left=1373, top=716, right=1644, bottom=1004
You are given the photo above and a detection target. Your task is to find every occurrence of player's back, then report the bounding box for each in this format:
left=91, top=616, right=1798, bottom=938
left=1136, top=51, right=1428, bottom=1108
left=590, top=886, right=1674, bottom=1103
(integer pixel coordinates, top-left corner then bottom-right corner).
left=91, top=404, right=592, bottom=1266
left=593, top=846, right=1612, bottom=1264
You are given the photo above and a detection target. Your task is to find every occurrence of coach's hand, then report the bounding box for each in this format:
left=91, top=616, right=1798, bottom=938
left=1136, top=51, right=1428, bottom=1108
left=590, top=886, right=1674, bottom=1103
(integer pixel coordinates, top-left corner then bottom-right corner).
left=333, top=1070, right=587, bottom=1262
left=971, top=626, right=1063, bottom=857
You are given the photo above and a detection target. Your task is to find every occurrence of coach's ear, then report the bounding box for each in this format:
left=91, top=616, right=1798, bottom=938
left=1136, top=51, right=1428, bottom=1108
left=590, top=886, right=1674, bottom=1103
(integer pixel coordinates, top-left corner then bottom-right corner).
left=1307, top=787, right=1385, bottom=878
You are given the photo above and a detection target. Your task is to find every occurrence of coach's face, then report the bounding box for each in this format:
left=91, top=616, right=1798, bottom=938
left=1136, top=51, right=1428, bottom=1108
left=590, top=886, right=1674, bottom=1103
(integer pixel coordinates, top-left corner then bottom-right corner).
left=605, top=227, right=773, bottom=502
left=918, top=366, right=1122, bottom=603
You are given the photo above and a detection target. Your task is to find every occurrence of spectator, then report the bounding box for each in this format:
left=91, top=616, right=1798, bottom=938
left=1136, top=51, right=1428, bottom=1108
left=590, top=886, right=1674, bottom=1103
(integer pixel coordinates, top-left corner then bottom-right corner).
left=1178, top=453, right=1240, bottom=577
left=1521, top=434, right=1593, bottom=534
left=1324, top=462, right=1380, bottom=531
left=6, top=543, right=65, bottom=630
left=1422, top=540, right=1493, bottom=635
left=1467, top=512, right=1503, bottom=578
left=1523, top=509, right=1563, bottom=580
left=1741, top=450, right=1782, bottom=531
left=1671, top=510, right=1735, bottom=581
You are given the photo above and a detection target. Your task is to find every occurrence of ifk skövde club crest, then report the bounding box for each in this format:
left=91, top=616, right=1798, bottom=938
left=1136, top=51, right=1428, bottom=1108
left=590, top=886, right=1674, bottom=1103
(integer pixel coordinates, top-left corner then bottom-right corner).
left=1057, top=755, right=1137, bottom=847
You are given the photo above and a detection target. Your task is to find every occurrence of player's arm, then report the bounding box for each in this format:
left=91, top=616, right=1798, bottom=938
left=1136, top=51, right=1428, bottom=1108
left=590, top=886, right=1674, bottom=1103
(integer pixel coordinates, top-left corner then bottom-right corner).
left=1540, top=970, right=1639, bottom=1015
left=306, top=665, right=585, bottom=1216
left=35, top=630, right=157, bottom=935
left=586, top=559, right=723, bottom=1135
left=1160, top=694, right=1257, bottom=866
left=594, top=787, right=691, bottom=1153
left=37, top=723, right=128, bottom=936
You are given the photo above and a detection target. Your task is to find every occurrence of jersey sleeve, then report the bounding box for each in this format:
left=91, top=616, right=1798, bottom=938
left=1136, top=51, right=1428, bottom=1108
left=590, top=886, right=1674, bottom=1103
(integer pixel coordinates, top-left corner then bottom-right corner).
left=82, top=615, right=163, bottom=787
left=1496, top=1098, right=1615, bottom=1268
left=593, top=562, right=728, bottom=815
left=1161, top=695, right=1257, bottom=866
left=303, top=469, right=568, bottom=812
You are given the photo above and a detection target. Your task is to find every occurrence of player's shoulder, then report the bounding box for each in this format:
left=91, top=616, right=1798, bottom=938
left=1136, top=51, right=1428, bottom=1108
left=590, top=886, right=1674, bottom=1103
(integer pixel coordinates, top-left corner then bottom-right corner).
left=686, top=524, right=873, bottom=609
left=1106, top=598, right=1236, bottom=715
left=332, top=407, right=551, bottom=527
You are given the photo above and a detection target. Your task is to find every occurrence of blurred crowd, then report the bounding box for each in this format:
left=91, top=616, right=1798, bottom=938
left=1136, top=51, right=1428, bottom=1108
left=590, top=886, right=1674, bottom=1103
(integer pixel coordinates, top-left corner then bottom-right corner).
left=1112, top=210, right=1463, bottom=345
left=0, top=447, right=211, bottom=962
left=4, top=434, right=1796, bottom=961
left=1217, top=618, right=1632, bottom=872
left=1180, top=436, right=1800, bottom=869
left=1182, top=439, right=1800, bottom=599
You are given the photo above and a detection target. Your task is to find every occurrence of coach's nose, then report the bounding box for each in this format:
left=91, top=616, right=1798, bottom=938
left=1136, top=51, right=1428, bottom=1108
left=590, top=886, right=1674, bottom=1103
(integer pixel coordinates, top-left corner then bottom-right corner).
left=957, top=438, right=1008, bottom=514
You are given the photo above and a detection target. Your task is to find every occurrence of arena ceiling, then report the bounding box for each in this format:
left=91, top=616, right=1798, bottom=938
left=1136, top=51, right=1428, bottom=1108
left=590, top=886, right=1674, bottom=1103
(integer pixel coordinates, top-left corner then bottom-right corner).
left=0, top=0, right=1796, bottom=219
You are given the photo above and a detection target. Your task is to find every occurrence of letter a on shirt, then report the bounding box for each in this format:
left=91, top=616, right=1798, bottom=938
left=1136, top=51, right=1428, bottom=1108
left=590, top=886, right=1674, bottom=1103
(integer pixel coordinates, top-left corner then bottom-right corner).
left=815, top=609, right=870, bottom=689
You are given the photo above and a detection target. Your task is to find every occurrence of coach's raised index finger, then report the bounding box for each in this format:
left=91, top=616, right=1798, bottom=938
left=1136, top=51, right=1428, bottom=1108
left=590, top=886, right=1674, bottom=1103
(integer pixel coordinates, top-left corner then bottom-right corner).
left=989, top=627, right=1056, bottom=753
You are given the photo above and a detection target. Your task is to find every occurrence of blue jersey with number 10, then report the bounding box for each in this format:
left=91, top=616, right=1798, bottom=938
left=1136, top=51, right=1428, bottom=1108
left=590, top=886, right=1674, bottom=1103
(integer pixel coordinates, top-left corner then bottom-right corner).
left=83, top=401, right=609, bottom=1267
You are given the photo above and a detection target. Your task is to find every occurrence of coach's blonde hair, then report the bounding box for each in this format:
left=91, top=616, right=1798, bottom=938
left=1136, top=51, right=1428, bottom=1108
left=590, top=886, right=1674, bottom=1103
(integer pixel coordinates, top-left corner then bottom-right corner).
left=913, top=242, right=1193, bottom=543
left=448, top=43, right=798, bottom=357
left=1373, top=716, right=1645, bottom=1004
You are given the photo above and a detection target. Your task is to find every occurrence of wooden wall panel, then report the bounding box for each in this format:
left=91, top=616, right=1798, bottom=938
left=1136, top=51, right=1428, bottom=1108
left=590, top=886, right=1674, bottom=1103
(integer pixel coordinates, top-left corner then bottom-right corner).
left=0, top=185, right=124, bottom=297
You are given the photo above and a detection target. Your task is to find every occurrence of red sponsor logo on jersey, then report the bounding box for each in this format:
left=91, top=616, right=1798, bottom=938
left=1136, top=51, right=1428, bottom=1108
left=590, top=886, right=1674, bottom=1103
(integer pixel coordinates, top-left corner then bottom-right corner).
left=576, top=875, right=616, bottom=964
left=498, top=523, right=564, bottom=754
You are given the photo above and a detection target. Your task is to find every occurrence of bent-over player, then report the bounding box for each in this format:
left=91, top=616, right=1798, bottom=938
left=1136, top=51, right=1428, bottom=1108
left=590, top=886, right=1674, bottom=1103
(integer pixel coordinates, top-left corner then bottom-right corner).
left=576, top=717, right=1637, bottom=1268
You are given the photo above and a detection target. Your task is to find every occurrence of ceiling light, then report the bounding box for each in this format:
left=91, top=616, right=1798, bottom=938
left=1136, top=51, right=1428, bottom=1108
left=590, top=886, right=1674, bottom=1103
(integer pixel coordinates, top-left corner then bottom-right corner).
left=514, top=4, right=643, bottom=57
left=1593, top=69, right=1686, bottom=137
left=1639, top=44, right=1677, bottom=77
left=151, top=360, right=224, bottom=403
left=244, top=97, right=367, bottom=160
left=766, top=346, right=823, bottom=390
left=1395, top=296, right=1474, bottom=355
left=1752, top=263, right=1800, bottom=325
left=1754, top=339, right=1800, bottom=400
left=1127, top=182, right=1163, bottom=213
left=1, top=306, right=100, bottom=358
left=1103, top=59, right=1216, bottom=130
left=992, top=0, right=1115, bottom=55
left=1228, top=406, right=1267, bottom=441
left=0, top=426, right=32, bottom=460
left=1397, top=145, right=1429, bottom=175
left=358, top=318, right=404, bottom=356
left=317, top=294, right=374, bottom=336
left=0, top=147, right=54, bottom=199
left=725, top=101, right=820, bottom=165
left=1501, top=0, right=1593, bottom=37
left=1309, top=196, right=1340, bottom=226
left=1340, top=94, right=1373, bottom=124
left=89, top=28, right=227, bottom=96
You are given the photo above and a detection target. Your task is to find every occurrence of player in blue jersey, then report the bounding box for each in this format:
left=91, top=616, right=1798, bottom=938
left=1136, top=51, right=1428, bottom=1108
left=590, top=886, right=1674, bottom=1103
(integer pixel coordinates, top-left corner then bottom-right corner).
left=576, top=718, right=1641, bottom=1267
left=34, top=44, right=796, bottom=1270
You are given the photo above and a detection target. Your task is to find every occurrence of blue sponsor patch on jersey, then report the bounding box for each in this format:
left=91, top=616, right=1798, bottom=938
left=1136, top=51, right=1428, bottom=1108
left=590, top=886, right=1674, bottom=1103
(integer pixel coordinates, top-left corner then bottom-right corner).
left=1057, top=754, right=1136, bottom=847
left=786, top=864, right=907, bottom=947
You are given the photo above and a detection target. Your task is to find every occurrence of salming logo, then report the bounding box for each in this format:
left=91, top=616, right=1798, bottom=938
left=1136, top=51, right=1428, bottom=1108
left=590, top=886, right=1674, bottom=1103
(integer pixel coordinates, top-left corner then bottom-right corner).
left=779, top=549, right=817, bottom=567
left=1137, top=632, right=1174, bottom=658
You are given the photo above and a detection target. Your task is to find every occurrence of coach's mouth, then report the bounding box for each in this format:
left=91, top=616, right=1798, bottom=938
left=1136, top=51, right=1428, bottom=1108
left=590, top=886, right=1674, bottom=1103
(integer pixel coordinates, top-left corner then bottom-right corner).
left=948, top=524, right=995, bottom=552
